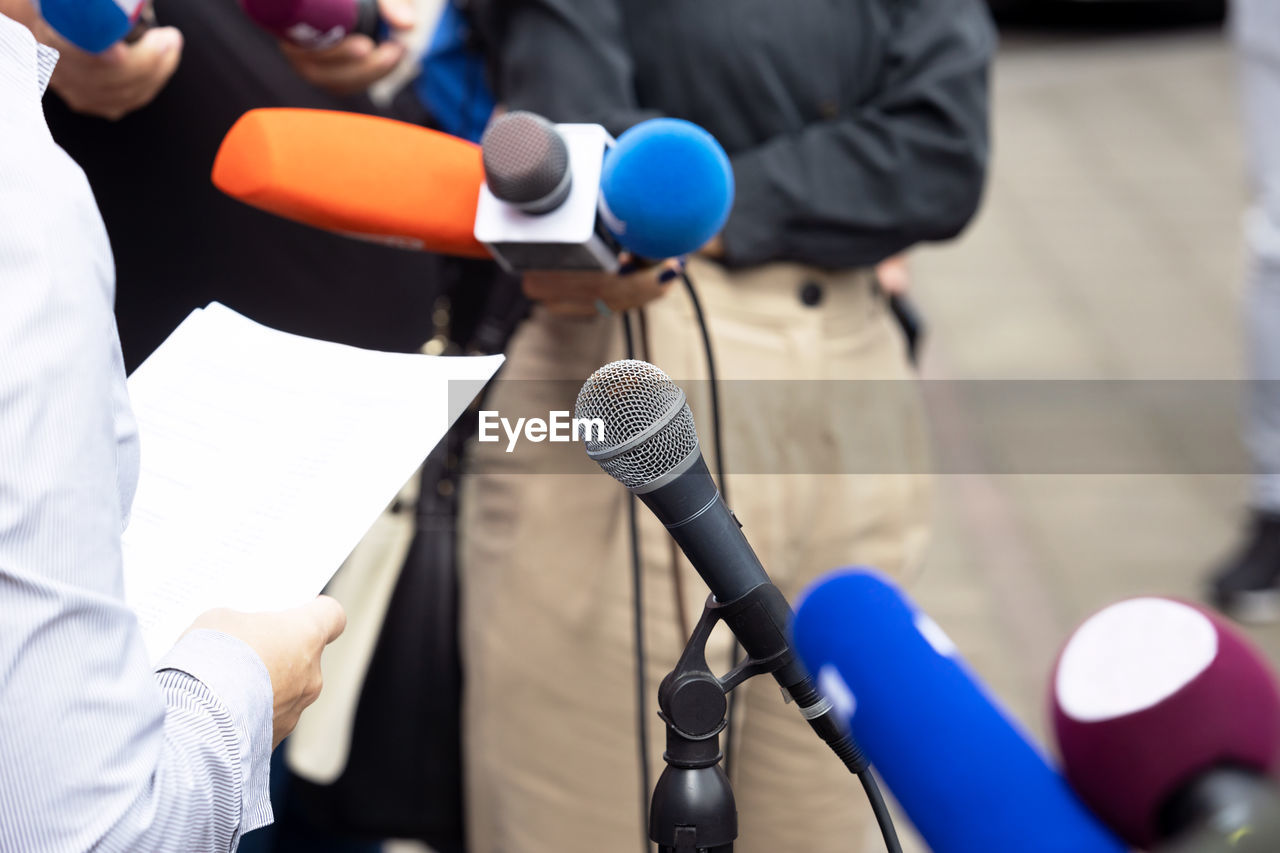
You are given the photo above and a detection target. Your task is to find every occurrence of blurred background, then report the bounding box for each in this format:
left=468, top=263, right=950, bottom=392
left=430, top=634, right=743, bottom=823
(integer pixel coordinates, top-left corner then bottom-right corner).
left=913, top=0, right=1244, bottom=746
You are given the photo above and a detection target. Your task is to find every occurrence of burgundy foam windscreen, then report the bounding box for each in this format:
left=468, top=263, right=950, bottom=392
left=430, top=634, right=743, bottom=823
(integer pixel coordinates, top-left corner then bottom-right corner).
left=238, top=0, right=376, bottom=48
left=1051, top=598, right=1280, bottom=847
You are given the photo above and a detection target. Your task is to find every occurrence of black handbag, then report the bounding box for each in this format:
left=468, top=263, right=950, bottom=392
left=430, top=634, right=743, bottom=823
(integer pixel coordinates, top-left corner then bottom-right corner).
left=289, top=259, right=525, bottom=851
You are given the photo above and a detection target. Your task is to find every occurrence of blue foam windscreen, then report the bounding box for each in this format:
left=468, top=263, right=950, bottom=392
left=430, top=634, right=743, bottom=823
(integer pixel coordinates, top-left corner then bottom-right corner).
left=792, top=568, right=1125, bottom=853
left=38, top=0, right=132, bottom=53
left=599, top=118, right=733, bottom=261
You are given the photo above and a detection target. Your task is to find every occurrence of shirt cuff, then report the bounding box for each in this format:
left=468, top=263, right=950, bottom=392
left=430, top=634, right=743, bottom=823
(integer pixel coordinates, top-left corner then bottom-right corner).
left=720, top=150, right=790, bottom=268
left=156, top=629, right=275, bottom=833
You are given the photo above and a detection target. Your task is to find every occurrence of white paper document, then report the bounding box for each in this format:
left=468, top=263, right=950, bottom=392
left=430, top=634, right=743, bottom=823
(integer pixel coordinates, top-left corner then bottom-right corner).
left=122, top=303, right=504, bottom=661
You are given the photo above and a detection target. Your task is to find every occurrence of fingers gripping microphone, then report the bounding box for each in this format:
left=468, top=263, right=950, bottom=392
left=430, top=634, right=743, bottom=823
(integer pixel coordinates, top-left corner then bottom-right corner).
left=1052, top=598, right=1280, bottom=851
left=238, top=0, right=378, bottom=49
left=574, top=360, right=862, bottom=771
left=792, top=568, right=1128, bottom=853
left=212, top=108, right=490, bottom=258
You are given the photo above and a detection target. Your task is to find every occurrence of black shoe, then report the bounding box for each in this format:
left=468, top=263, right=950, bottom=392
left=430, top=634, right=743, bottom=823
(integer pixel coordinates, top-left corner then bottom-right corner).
left=1209, top=511, right=1280, bottom=623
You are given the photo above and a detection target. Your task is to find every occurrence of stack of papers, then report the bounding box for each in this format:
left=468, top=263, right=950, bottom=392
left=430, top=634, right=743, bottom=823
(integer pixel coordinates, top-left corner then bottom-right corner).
left=122, top=303, right=503, bottom=661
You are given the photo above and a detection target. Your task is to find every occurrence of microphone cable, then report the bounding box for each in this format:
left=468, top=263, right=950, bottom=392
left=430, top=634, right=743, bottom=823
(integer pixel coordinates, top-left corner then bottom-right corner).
left=678, top=266, right=903, bottom=853
left=618, top=268, right=725, bottom=851
left=621, top=268, right=902, bottom=853
left=620, top=310, right=654, bottom=853
left=862, top=770, right=904, bottom=853
left=676, top=268, right=744, bottom=782
left=617, top=268, right=726, bottom=852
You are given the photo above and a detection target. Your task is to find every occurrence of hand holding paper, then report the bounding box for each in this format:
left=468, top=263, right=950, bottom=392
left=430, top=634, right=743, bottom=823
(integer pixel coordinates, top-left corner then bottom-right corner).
left=122, top=303, right=503, bottom=661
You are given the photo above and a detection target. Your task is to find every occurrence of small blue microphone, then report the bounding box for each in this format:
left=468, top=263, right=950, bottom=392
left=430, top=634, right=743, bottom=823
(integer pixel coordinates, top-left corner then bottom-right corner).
left=599, top=118, right=734, bottom=261
left=38, top=0, right=142, bottom=53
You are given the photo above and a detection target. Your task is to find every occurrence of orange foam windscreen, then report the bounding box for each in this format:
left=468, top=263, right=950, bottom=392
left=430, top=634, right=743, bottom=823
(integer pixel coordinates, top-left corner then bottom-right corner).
left=213, top=108, right=490, bottom=258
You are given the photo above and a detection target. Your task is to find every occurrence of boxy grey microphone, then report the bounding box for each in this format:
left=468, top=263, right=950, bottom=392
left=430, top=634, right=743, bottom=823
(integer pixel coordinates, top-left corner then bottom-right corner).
left=481, top=112, right=573, bottom=215
left=474, top=111, right=619, bottom=272
left=575, top=359, right=866, bottom=772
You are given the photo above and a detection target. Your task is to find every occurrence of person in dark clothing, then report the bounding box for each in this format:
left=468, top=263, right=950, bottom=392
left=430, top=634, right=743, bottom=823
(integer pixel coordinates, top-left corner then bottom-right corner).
left=487, top=0, right=991, bottom=271
left=454, top=2, right=996, bottom=852
left=41, top=0, right=440, bottom=371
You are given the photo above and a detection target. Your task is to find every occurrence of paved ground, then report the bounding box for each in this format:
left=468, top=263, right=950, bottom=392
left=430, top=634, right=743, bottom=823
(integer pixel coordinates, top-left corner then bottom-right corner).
left=913, top=11, right=1257, bottom=761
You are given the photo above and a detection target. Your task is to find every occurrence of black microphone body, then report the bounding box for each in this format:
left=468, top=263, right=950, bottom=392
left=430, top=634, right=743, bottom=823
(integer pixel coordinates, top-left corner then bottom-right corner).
left=637, top=454, right=765, bottom=602
left=1158, top=768, right=1280, bottom=852
left=638, top=453, right=817, bottom=697
left=576, top=360, right=864, bottom=773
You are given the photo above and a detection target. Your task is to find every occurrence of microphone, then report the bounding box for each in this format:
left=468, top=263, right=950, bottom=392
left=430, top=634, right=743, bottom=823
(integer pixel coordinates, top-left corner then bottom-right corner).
left=474, top=111, right=620, bottom=272
left=1052, top=597, right=1280, bottom=851
left=238, top=0, right=379, bottom=49
left=791, top=568, right=1127, bottom=853
left=36, top=0, right=151, bottom=53
left=573, top=360, right=863, bottom=771
left=599, top=117, right=734, bottom=262
left=480, top=111, right=573, bottom=215
left=212, top=108, right=490, bottom=258
left=474, top=112, right=733, bottom=272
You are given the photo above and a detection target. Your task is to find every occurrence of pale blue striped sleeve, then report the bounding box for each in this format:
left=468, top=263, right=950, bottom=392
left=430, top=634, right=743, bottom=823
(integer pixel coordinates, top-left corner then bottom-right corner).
left=157, top=630, right=277, bottom=835
left=0, top=13, right=274, bottom=852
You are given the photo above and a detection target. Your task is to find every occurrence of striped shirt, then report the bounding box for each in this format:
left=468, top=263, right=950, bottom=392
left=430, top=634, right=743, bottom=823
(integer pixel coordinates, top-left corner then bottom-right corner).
left=0, top=14, right=273, bottom=852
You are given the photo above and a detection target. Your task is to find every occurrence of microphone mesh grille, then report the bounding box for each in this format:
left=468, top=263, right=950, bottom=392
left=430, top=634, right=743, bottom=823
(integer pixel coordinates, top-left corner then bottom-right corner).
left=574, top=360, right=699, bottom=490
left=480, top=111, right=570, bottom=207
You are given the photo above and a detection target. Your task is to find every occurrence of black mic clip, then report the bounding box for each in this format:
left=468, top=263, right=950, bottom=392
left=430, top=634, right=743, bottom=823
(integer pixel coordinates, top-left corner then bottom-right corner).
left=651, top=584, right=835, bottom=853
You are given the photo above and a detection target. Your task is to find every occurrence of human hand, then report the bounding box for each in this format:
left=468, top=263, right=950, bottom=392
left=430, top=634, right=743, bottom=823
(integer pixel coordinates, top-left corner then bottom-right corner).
left=184, top=596, right=347, bottom=748
left=280, top=0, right=414, bottom=96
left=698, top=234, right=725, bottom=259
left=36, top=21, right=183, bottom=120
left=875, top=254, right=911, bottom=295
left=522, top=254, right=683, bottom=318
left=0, top=0, right=38, bottom=30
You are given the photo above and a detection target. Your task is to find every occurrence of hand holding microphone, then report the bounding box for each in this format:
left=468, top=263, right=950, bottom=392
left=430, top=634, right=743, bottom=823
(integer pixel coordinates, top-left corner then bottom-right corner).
left=40, top=23, right=182, bottom=120
left=475, top=111, right=731, bottom=312
left=246, top=0, right=414, bottom=94
left=14, top=0, right=179, bottom=119
left=475, top=111, right=733, bottom=274
left=522, top=254, right=682, bottom=317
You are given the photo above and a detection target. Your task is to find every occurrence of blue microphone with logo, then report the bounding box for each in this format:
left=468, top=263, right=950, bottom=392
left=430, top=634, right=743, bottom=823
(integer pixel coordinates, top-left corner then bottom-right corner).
left=792, top=568, right=1126, bottom=853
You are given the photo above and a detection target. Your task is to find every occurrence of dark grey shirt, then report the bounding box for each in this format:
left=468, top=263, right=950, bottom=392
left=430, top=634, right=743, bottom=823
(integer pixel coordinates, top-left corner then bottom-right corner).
left=487, top=0, right=996, bottom=269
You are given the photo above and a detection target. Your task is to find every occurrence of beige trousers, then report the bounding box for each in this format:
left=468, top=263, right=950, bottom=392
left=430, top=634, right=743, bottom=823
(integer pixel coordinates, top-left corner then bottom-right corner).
left=458, top=257, right=932, bottom=853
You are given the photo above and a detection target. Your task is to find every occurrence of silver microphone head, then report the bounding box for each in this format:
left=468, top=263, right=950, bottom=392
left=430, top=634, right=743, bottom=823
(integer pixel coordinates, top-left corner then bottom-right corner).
left=574, top=359, right=700, bottom=492
left=480, top=111, right=573, bottom=214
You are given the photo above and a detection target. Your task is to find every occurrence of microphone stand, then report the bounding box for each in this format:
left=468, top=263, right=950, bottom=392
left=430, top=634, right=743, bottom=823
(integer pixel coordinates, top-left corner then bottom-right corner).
left=650, top=587, right=800, bottom=853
